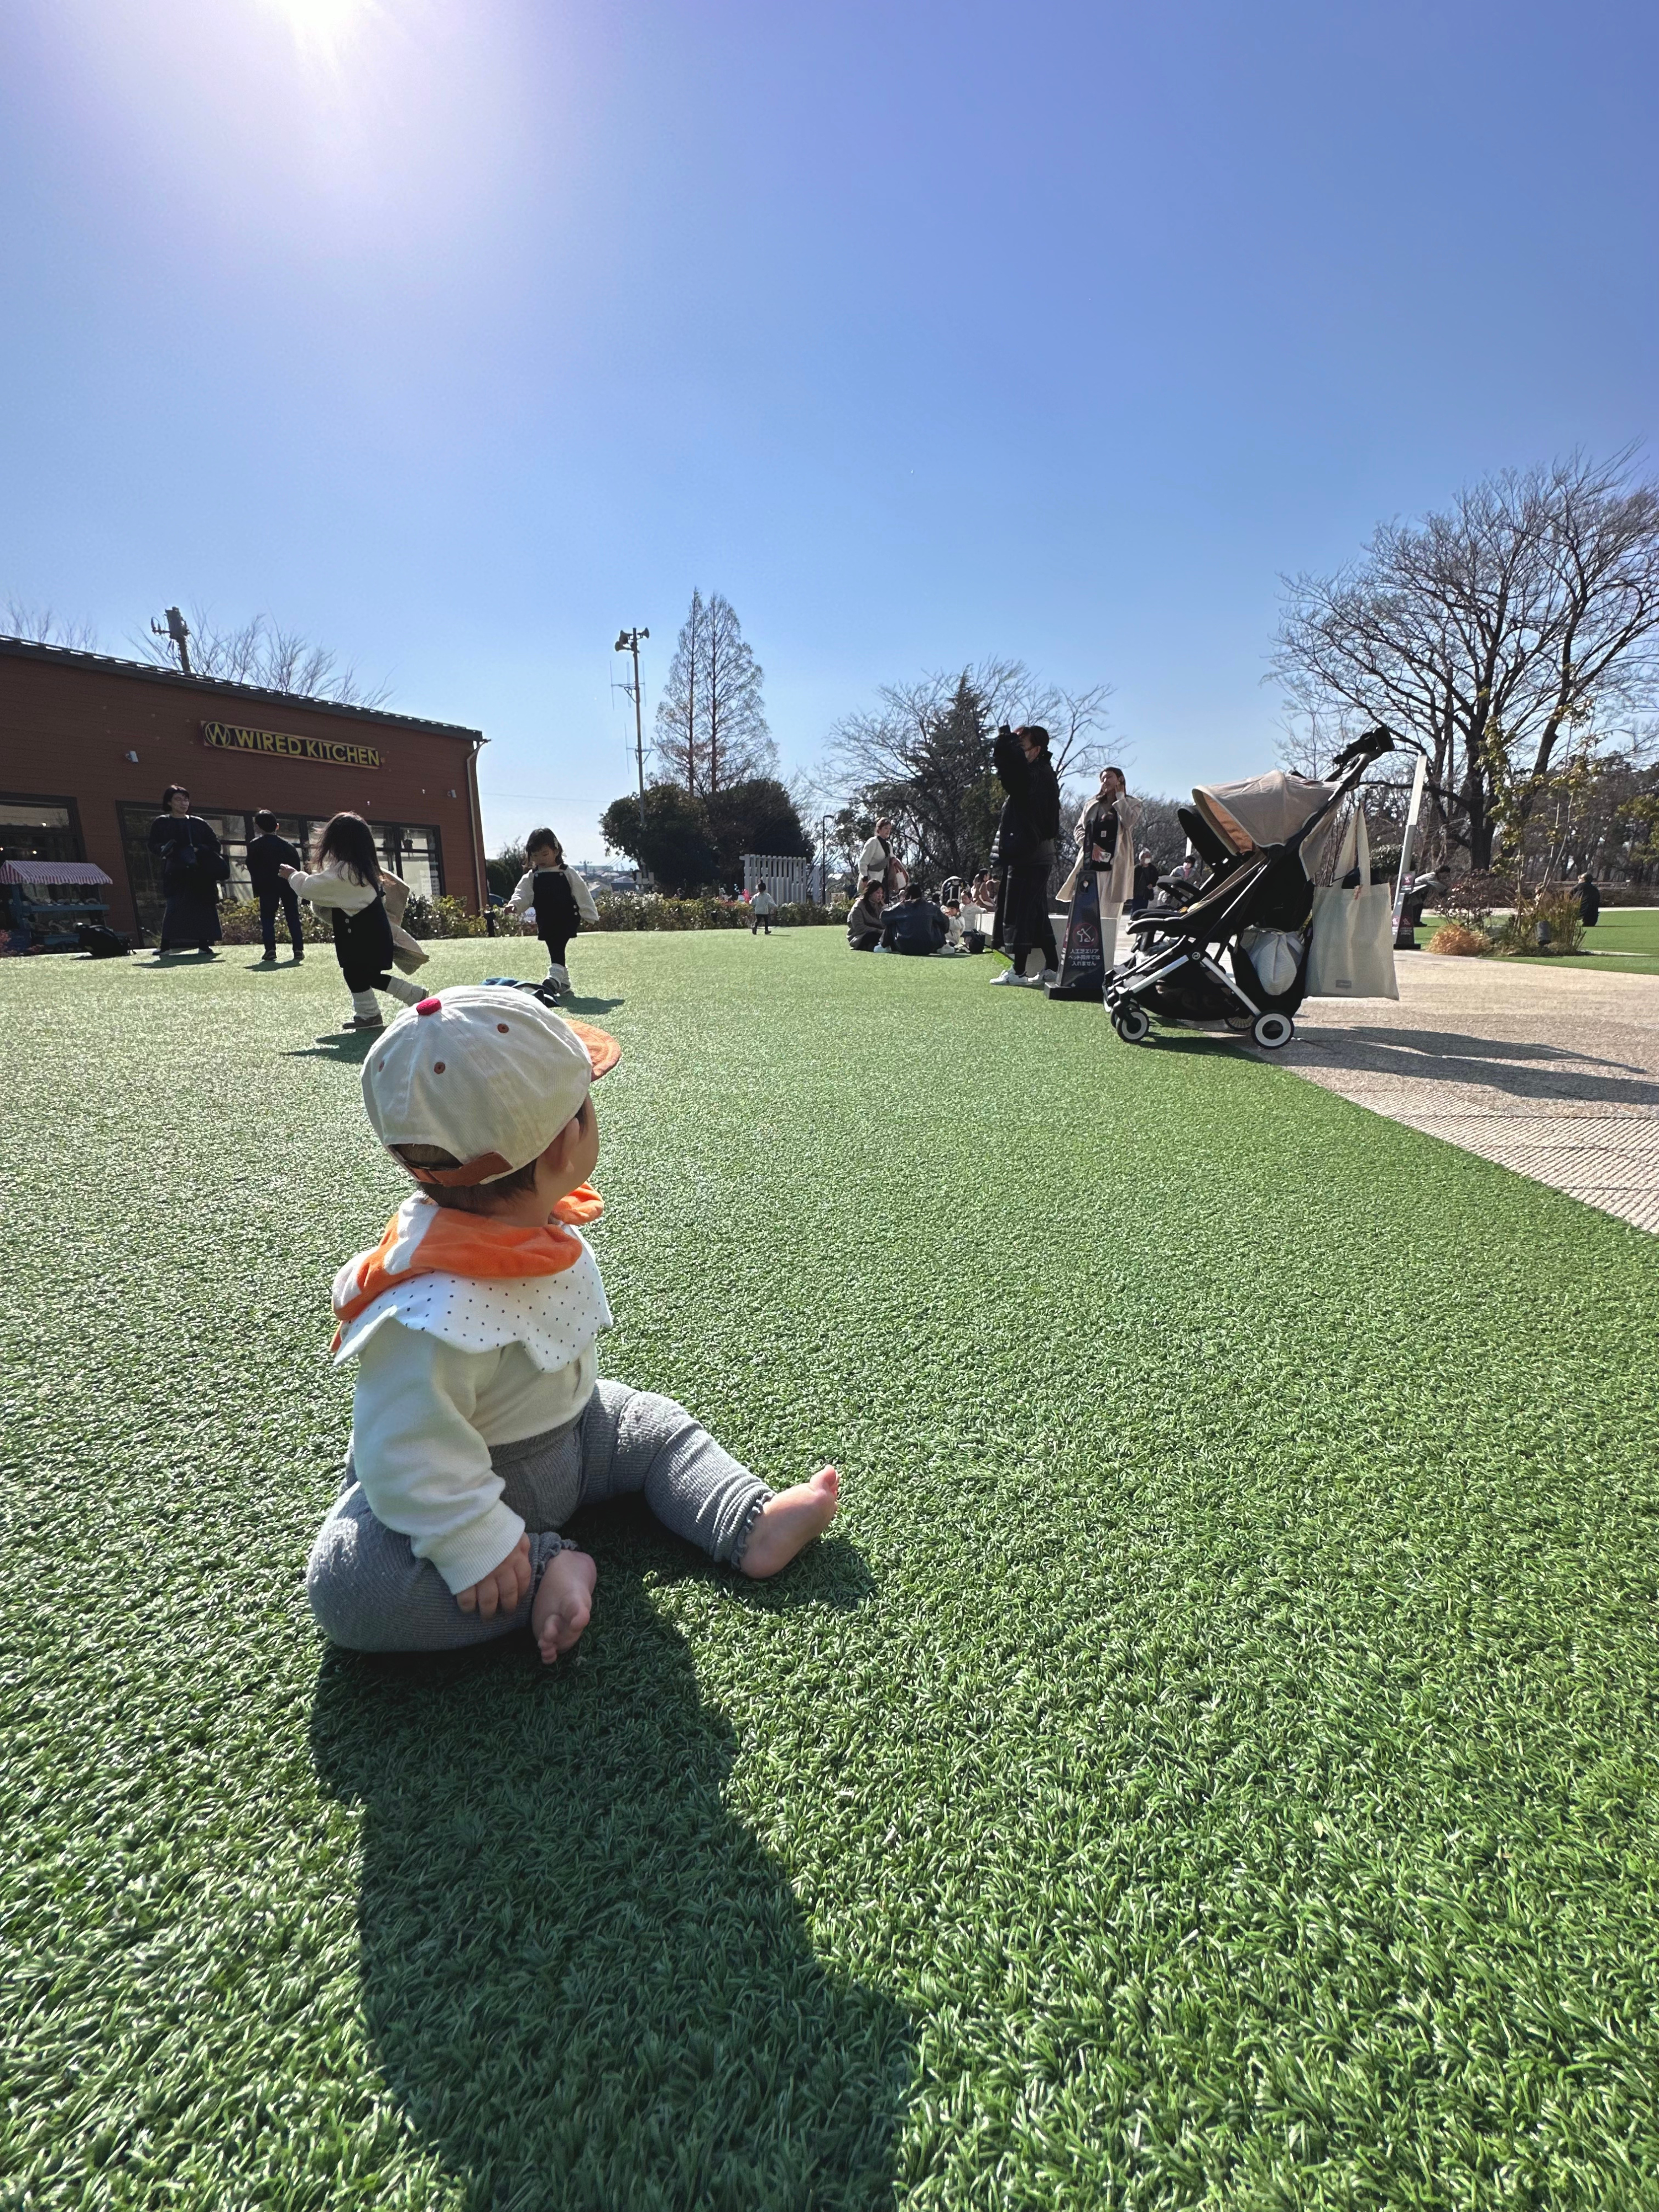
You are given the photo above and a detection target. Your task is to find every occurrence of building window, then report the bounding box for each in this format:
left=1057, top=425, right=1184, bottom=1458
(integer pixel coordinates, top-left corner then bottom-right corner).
left=1, top=796, right=83, bottom=865
left=378, top=824, right=444, bottom=903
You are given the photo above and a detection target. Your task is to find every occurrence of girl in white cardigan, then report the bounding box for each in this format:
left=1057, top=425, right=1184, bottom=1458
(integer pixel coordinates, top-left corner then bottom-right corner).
left=280, top=812, right=426, bottom=1031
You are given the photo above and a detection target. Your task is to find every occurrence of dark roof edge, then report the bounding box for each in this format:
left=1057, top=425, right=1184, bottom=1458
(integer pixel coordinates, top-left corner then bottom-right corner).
left=0, top=634, right=484, bottom=743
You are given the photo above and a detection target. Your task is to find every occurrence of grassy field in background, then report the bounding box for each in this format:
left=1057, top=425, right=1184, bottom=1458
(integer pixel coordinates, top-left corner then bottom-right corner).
left=4, top=931, right=1659, bottom=2209
left=1416, top=905, right=1659, bottom=972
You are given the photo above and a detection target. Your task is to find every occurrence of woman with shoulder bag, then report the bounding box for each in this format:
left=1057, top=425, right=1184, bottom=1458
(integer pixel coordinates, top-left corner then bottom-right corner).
left=148, top=785, right=226, bottom=956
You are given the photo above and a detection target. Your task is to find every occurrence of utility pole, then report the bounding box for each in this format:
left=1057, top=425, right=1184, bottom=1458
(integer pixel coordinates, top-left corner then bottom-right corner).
left=820, top=812, right=831, bottom=906
left=614, top=627, right=649, bottom=886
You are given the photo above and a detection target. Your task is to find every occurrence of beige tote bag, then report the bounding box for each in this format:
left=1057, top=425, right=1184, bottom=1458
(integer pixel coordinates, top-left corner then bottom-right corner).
left=1306, top=810, right=1398, bottom=1000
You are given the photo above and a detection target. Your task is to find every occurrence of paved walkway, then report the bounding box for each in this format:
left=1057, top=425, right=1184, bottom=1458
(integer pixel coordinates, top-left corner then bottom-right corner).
left=1282, top=958, right=1659, bottom=1233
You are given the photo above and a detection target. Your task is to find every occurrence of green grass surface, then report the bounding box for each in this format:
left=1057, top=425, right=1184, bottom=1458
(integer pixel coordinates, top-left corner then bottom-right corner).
left=1416, top=905, right=1659, bottom=972
left=4, top=933, right=1659, bottom=2209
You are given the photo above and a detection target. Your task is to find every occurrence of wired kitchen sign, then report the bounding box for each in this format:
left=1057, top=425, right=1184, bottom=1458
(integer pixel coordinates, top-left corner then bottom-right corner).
left=201, top=721, right=382, bottom=770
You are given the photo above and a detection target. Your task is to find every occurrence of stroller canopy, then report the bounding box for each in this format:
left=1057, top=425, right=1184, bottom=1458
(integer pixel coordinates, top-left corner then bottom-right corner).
left=1191, top=769, right=1339, bottom=857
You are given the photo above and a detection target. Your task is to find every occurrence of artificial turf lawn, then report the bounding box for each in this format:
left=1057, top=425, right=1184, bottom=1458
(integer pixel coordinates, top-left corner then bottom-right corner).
left=3, top=931, right=1658, bottom=2211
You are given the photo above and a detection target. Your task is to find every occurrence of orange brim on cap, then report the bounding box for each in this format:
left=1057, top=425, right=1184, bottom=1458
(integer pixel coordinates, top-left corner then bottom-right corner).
left=565, top=1018, right=622, bottom=1079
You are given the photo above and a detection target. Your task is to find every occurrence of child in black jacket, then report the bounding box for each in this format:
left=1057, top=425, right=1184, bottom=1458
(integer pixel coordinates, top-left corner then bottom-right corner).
left=247, top=809, right=305, bottom=962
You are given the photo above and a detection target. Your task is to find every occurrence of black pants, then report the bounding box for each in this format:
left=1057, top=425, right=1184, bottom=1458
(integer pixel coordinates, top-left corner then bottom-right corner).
left=259, top=885, right=304, bottom=956
left=1003, top=862, right=1058, bottom=973
left=751, top=916, right=771, bottom=935
left=540, top=931, right=571, bottom=968
left=848, top=931, right=880, bottom=952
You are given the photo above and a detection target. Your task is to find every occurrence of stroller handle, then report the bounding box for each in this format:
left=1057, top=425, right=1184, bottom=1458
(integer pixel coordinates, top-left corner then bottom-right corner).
left=1285, top=728, right=1396, bottom=860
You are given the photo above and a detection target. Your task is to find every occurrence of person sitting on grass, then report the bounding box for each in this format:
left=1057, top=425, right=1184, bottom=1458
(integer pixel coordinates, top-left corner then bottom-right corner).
left=304, top=985, right=841, bottom=1659
left=846, top=881, right=885, bottom=951
left=280, top=813, right=426, bottom=1032
left=880, top=881, right=950, bottom=956
left=505, top=828, right=600, bottom=997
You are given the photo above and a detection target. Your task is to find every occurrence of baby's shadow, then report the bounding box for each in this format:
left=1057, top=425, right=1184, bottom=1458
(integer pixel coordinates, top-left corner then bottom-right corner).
left=309, top=1540, right=909, bottom=2211
left=561, top=993, right=625, bottom=1014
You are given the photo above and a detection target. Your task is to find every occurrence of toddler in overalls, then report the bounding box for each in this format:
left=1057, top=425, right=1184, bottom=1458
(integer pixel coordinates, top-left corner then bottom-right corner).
left=305, top=984, right=841, bottom=1658
left=281, top=811, right=425, bottom=1032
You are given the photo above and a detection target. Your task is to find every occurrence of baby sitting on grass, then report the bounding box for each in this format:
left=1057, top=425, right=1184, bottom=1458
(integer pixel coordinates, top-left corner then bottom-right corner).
left=305, top=985, right=839, bottom=1660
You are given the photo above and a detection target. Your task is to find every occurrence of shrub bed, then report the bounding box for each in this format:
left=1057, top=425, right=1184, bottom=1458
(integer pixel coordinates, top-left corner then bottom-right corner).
left=216, top=899, right=331, bottom=946
left=1425, top=922, right=1491, bottom=957
left=216, top=891, right=849, bottom=946
left=587, top=896, right=846, bottom=932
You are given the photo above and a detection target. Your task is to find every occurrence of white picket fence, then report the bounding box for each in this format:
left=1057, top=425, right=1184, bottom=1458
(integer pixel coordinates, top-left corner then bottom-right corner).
left=741, top=853, right=826, bottom=904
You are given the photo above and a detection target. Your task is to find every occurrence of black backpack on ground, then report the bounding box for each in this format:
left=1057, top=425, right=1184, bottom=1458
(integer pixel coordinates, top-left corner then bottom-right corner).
left=77, top=923, right=131, bottom=958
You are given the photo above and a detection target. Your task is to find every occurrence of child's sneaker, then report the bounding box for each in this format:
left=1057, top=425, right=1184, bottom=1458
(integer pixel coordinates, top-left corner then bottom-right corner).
left=347, top=1014, right=384, bottom=1030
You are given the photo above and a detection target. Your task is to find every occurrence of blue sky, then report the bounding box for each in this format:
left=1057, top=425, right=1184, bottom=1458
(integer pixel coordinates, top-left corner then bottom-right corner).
left=3, top=0, right=1655, bottom=860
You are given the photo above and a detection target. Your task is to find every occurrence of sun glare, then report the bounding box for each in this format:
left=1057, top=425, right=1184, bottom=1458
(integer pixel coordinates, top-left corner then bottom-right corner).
left=260, top=0, right=374, bottom=64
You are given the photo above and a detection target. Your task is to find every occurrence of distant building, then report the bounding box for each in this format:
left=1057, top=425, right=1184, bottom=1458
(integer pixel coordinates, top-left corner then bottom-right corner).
left=0, top=637, right=487, bottom=942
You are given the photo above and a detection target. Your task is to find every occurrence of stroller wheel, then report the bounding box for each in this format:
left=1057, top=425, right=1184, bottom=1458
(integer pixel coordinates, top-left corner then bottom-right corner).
left=1113, top=1004, right=1151, bottom=1044
left=1250, top=1010, right=1295, bottom=1050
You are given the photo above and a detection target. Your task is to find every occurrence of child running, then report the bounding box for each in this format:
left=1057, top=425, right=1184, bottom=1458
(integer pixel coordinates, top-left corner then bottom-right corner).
left=281, top=813, right=425, bottom=1032
left=304, top=984, right=841, bottom=1657
left=505, top=830, right=599, bottom=997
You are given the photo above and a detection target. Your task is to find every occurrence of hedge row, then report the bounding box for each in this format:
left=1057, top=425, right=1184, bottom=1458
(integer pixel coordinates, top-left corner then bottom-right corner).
left=212, top=895, right=849, bottom=945
left=587, top=896, right=846, bottom=932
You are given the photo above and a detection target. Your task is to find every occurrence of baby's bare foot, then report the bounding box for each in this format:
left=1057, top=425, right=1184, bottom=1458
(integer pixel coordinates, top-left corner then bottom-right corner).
left=740, top=1468, right=840, bottom=1579
left=532, top=1547, right=596, bottom=1663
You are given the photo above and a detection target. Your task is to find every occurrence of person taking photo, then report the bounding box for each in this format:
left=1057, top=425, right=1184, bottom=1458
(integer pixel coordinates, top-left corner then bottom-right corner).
left=988, top=725, right=1061, bottom=986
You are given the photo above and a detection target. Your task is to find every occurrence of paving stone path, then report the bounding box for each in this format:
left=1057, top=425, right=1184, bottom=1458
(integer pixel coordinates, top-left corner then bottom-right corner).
left=1282, top=955, right=1659, bottom=1233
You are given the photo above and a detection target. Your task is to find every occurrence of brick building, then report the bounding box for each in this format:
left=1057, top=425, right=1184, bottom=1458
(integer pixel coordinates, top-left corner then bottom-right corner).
left=0, top=638, right=487, bottom=942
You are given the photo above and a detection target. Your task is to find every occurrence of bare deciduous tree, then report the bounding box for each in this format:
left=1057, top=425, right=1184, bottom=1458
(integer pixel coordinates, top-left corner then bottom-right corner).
left=131, top=605, right=392, bottom=706
left=1275, top=451, right=1659, bottom=867
left=827, top=659, right=1114, bottom=883
left=4, top=597, right=99, bottom=650
left=653, top=589, right=773, bottom=794
left=654, top=588, right=707, bottom=794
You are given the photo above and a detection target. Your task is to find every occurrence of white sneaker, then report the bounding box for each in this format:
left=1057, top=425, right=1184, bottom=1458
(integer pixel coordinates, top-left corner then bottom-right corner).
left=989, top=967, right=1022, bottom=984
left=1038, top=968, right=1060, bottom=988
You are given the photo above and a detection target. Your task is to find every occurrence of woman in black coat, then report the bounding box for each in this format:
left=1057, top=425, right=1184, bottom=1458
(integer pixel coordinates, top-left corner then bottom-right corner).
left=989, top=724, right=1062, bottom=983
left=148, top=785, right=223, bottom=954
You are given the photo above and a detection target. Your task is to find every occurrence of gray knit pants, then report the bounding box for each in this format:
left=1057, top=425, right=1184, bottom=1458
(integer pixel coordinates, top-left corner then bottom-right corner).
left=305, top=1379, right=771, bottom=1652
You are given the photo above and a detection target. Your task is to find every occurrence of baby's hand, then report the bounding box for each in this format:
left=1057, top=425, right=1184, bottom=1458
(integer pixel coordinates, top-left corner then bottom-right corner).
left=456, top=1535, right=532, bottom=1620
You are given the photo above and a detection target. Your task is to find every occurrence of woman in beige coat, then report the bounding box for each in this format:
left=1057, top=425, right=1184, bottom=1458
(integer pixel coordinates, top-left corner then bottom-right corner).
left=1058, top=768, right=1141, bottom=969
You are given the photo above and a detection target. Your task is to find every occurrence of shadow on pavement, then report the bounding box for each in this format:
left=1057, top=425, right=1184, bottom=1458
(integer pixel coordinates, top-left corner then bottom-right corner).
left=309, top=1510, right=909, bottom=2211
left=1291, top=1027, right=1659, bottom=1103
left=1302, top=1025, right=1637, bottom=1069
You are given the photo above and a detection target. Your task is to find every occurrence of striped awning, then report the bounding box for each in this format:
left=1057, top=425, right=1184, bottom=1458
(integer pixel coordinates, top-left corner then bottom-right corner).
left=0, top=860, right=113, bottom=886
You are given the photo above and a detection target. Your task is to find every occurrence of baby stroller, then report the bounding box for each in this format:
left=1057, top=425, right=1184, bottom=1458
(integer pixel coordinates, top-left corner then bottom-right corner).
left=1103, top=729, right=1395, bottom=1049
